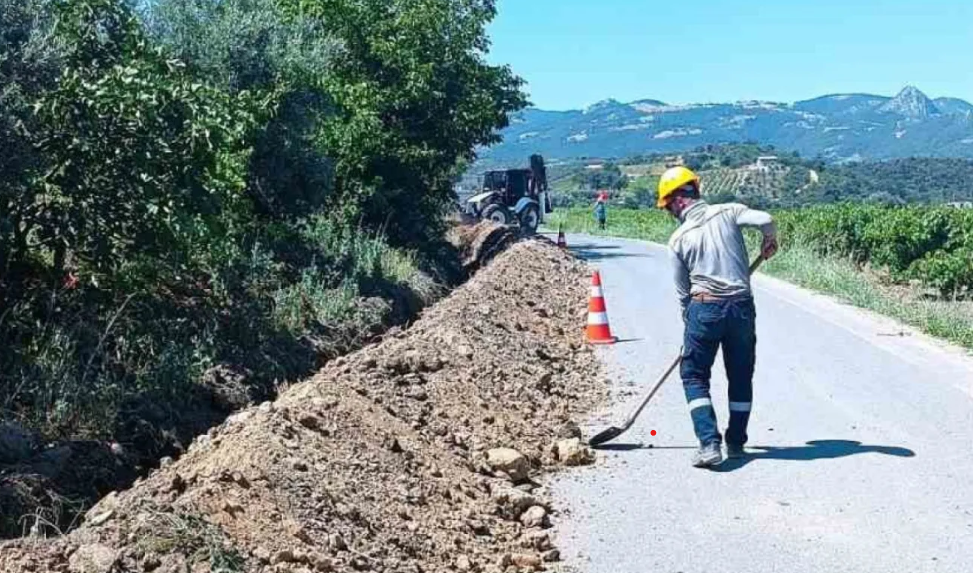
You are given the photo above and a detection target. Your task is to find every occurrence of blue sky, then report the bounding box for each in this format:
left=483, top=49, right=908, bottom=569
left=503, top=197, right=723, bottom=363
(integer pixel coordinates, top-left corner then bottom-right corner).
left=486, top=0, right=973, bottom=110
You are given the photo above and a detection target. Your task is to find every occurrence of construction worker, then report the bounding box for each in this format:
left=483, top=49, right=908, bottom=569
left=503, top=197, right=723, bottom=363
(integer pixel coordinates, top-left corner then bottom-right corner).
left=594, top=195, right=607, bottom=230
left=657, top=166, right=778, bottom=468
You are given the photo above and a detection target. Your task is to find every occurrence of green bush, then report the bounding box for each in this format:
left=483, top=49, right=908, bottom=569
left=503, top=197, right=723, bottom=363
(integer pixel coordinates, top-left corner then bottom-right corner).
left=861, top=209, right=952, bottom=276
left=776, top=204, right=972, bottom=296
left=912, top=248, right=973, bottom=297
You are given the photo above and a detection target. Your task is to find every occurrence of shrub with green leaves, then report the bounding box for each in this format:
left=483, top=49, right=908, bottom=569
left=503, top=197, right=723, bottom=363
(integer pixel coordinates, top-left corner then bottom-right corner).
left=0, top=0, right=64, bottom=275
left=776, top=204, right=973, bottom=296
left=30, top=0, right=266, bottom=284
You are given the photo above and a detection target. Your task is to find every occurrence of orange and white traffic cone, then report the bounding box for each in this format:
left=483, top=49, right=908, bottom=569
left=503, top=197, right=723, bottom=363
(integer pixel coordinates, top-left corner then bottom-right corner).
left=557, top=224, right=567, bottom=248
left=585, top=270, right=617, bottom=345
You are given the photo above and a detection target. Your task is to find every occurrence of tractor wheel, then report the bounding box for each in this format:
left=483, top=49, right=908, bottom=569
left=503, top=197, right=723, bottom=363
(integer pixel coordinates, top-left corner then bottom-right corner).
left=519, top=204, right=540, bottom=235
left=482, top=203, right=514, bottom=226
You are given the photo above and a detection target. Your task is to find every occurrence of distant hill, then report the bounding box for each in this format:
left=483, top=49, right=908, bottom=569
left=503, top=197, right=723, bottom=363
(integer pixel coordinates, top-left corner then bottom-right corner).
left=479, top=86, right=973, bottom=166
left=538, top=144, right=973, bottom=210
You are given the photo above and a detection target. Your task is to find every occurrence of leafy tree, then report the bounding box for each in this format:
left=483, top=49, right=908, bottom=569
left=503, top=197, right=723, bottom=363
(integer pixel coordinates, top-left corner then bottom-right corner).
left=811, top=158, right=973, bottom=204
left=0, top=0, right=63, bottom=275
left=277, top=0, right=527, bottom=245
left=684, top=156, right=705, bottom=171
left=618, top=174, right=658, bottom=208
left=145, top=0, right=338, bottom=220
left=573, top=162, right=628, bottom=192
left=28, top=0, right=265, bottom=284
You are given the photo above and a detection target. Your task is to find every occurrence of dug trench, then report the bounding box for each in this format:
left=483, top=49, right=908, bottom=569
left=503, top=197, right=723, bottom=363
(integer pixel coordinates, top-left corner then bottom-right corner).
left=0, top=235, right=608, bottom=572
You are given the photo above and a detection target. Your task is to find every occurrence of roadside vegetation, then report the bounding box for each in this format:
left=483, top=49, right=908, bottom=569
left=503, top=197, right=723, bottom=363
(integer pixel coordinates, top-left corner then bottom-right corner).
left=549, top=204, right=973, bottom=349
left=0, top=0, right=525, bottom=536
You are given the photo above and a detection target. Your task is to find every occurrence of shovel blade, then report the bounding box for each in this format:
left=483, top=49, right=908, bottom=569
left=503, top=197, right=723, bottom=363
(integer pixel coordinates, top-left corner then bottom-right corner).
left=587, top=426, right=624, bottom=447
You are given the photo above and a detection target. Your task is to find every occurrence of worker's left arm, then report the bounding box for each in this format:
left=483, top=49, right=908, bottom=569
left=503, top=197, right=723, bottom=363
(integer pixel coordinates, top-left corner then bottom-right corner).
left=735, top=205, right=778, bottom=259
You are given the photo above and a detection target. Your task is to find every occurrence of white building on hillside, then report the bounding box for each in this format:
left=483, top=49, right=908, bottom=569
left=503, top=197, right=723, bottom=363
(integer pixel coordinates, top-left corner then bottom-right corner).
left=754, top=156, right=779, bottom=171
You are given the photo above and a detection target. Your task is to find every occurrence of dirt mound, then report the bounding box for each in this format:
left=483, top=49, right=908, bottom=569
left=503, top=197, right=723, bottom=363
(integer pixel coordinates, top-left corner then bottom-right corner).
left=449, top=221, right=522, bottom=272
left=0, top=239, right=604, bottom=573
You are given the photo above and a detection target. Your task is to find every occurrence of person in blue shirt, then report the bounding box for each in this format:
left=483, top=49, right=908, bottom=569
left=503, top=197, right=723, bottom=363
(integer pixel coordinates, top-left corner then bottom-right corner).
left=594, top=196, right=607, bottom=230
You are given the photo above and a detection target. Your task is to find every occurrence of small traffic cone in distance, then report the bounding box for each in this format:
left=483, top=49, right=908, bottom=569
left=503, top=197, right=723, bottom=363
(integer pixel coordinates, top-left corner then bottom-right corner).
left=557, top=224, right=567, bottom=248
left=586, top=270, right=617, bottom=345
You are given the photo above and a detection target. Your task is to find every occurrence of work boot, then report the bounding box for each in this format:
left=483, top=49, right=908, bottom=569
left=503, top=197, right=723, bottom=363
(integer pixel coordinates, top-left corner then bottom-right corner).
left=692, top=442, right=723, bottom=468
left=726, top=443, right=745, bottom=459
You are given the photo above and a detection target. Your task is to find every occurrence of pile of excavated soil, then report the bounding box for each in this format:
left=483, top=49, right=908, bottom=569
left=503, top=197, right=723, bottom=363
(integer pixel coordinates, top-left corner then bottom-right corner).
left=0, top=238, right=606, bottom=573
left=447, top=221, right=521, bottom=273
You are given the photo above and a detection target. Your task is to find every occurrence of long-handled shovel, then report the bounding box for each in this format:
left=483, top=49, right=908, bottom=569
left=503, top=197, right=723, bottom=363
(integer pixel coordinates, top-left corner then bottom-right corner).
left=587, top=254, right=766, bottom=447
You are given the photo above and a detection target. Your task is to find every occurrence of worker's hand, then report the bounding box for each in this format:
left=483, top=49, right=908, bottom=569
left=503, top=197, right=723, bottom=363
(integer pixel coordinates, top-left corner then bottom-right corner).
left=761, top=234, right=779, bottom=260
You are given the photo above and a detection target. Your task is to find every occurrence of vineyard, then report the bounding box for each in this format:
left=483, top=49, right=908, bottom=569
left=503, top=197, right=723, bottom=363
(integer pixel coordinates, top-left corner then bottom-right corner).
left=700, top=165, right=805, bottom=201
left=700, top=168, right=747, bottom=196
left=775, top=204, right=973, bottom=297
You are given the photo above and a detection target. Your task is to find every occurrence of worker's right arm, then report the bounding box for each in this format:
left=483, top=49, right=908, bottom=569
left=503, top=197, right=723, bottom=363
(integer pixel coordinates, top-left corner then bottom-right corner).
left=734, top=205, right=776, bottom=236
left=734, top=204, right=779, bottom=259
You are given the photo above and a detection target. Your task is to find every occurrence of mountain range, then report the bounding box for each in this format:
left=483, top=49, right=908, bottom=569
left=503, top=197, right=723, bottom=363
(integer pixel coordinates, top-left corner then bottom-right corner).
left=480, top=86, right=973, bottom=166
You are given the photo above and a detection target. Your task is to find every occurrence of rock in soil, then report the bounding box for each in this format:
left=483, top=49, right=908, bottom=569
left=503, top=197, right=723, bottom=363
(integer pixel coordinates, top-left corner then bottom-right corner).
left=68, top=544, right=117, bottom=573
left=520, top=505, right=548, bottom=528
left=486, top=448, right=530, bottom=483
left=508, top=553, right=544, bottom=570
left=0, top=238, right=606, bottom=573
left=492, top=486, right=538, bottom=518
left=554, top=438, right=596, bottom=466
left=556, top=421, right=582, bottom=440
left=520, top=530, right=552, bottom=551
left=456, top=554, right=473, bottom=571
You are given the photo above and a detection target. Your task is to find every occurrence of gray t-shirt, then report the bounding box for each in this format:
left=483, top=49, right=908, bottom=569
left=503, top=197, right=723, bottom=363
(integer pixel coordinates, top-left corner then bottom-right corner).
left=667, top=201, right=776, bottom=311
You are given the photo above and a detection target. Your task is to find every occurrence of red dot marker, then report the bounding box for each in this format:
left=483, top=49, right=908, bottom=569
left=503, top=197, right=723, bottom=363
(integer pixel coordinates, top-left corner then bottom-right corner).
left=650, top=430, right=657, bottom=436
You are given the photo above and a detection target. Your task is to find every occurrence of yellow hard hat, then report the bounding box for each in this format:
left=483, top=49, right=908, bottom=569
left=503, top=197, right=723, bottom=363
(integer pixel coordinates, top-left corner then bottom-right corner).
left=657, top=166, right=700, bottom=209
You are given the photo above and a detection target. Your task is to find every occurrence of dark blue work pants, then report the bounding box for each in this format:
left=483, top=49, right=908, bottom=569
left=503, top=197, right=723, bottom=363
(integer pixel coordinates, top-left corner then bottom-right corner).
left=681, top=297, right=757, bottom=447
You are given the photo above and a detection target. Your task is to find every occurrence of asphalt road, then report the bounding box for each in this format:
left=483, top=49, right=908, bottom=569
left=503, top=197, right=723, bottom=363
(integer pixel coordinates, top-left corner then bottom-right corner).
left=551, top=233, right=973, bottom=573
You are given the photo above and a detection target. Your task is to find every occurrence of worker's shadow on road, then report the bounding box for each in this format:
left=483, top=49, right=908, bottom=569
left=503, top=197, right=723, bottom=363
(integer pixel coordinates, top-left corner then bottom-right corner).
left=713, top=440, right=916, bottom=472
left=566, top=243, right=620, bottom=250
left=595, top=440, right=915, bottom=471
